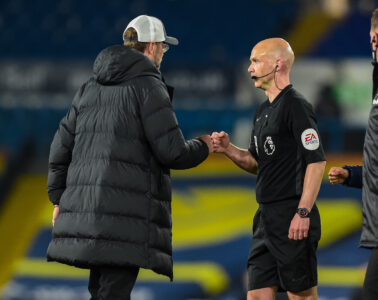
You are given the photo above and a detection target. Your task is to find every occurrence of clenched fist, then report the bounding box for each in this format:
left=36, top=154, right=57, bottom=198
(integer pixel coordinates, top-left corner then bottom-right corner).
left=328, top=167, right=349, bottom=185
left=211, top=131, right=230, bottom=153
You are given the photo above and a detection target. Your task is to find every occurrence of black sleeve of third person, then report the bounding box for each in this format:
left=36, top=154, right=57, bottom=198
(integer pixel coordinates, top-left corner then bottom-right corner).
left=286, top=97, right=326, bottom=165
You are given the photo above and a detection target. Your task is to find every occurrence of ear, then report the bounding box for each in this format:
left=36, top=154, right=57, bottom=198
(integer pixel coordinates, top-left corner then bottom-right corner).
left=144, top=42, right=155, bottom=56
left=275, top=59, right=281, bottom=71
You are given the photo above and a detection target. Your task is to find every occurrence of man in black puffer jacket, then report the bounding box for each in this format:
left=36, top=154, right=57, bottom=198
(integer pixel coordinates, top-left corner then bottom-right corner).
left=46, top=15, right=212, bottom=300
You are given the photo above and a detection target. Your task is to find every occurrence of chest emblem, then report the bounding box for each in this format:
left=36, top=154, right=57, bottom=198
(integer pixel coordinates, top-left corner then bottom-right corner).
left=301, top=128, right=320, bottom=150
left=264, top=136, right=275, bottom=155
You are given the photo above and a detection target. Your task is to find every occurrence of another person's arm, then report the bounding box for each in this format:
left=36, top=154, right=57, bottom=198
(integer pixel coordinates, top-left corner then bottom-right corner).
left=211, top=131, right=258, bottom=174
left=47, top=85, right=83, bottom=225
left=288, top=161, right=326, bottom=240
left=140, top=83, right=211, bottom=170
left=286, top=97, right=327, bottom=240
left=328, top=165, right=362, bottom=188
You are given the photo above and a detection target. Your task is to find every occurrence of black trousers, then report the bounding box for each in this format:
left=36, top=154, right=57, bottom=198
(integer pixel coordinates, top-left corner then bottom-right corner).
left=88, top=266, right=139, bottom=300
left=363, top=248, right=378, bottom=300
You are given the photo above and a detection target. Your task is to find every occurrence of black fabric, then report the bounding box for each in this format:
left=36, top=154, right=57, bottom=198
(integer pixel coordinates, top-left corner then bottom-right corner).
left=342, top=165, right=363, bottom=189
left=363, top=248, right=378, bottom=300
left=247, top=202, right=320, bottom=293
left=361, top=64, right=378, bottom=248
left=373, top=62, right=378, bottom=98
left=248, top=85, right=326, bottom=204
left=46, top=45, right=209, bottom=279
left=89, top=266, right=139, bottom=300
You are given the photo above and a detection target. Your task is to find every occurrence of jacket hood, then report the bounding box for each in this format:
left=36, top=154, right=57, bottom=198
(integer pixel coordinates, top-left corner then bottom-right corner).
left=93, top=45, right=161, bottom=85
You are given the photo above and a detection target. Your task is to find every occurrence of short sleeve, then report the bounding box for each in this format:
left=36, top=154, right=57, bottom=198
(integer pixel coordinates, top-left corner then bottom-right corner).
left=287, top=98, right=326, bottom=164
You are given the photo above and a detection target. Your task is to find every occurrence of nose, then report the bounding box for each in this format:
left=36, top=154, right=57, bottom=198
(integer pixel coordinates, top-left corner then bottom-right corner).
left=247, top=63, right=254, bottom=73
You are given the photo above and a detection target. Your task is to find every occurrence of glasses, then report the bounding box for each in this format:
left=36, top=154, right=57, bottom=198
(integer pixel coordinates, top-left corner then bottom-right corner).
left=162, top=42, right=169, bottom=53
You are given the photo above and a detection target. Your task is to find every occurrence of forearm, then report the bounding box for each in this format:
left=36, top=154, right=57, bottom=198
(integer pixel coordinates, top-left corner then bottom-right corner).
left=224, top=143, right=258, bottom=174
left=298, top=161, right=326, bottom=211
left=47, top=164, right=68, bottom=205
left=166, top=139, right=209, bottom=170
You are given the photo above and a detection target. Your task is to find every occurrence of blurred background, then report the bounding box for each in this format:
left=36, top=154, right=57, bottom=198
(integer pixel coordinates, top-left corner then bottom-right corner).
left=0, top=0, right=375, bottom=299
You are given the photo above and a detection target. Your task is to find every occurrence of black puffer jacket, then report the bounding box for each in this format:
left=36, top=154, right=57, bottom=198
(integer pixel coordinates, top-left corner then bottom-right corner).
left=46, top=45, right=208, bottom=279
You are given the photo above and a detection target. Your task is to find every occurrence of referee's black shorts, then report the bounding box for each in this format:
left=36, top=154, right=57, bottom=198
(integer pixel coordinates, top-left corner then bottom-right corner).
left=247, top=201, right=321, bottom=293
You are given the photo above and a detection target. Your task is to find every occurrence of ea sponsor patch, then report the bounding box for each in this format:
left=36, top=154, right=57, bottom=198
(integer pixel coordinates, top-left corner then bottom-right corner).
left=301, top=128, right=319, bottom=150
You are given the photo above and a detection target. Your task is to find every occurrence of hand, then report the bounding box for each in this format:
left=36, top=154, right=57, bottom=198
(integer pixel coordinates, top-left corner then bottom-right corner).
left=198, top=135, right=214, bottom=153
left=52, top=206, right=59, bottom=227
left=328, top=167, right=349, bottom=185
left=288, top=213, right=309, bottom=240
left=211, top=131, right=230, bottom=153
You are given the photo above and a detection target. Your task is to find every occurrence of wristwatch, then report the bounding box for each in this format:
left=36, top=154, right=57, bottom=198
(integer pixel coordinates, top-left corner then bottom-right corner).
left=296, top=208, right=310, bottom=218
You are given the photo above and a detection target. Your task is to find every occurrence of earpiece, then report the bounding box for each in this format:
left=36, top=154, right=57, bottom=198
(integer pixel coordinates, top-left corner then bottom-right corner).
left=275, top=63, right=279, bottom=69
left=373, top=36, right=376, bottom=44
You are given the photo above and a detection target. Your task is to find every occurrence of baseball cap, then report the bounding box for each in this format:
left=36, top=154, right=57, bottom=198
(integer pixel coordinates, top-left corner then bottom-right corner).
left=123, top=15, right=179, bottom=45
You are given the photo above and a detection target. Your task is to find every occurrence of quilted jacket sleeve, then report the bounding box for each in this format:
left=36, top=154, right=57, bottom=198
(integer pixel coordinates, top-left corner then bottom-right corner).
left=47, top=87, right=82, bottom=205
left=140, top=83, right=209, bottom=170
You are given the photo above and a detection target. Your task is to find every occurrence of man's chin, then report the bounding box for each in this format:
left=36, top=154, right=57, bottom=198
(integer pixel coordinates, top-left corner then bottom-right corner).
left=253, top=80, right=261, bottom=88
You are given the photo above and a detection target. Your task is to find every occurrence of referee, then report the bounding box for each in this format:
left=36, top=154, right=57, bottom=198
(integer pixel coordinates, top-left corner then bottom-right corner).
left=212, top=38, right=326, bottom=300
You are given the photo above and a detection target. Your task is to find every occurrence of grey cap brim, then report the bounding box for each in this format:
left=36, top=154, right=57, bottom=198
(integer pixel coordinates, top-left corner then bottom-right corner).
left=165, top=36, right=179, bottom=45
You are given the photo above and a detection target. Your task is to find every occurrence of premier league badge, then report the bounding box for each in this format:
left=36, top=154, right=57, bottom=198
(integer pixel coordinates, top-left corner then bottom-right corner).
left=264, top=136, right=275, bottom=155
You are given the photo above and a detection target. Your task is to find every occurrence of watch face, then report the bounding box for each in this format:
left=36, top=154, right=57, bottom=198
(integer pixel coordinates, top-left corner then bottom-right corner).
left=297, top=208, right=309, bottom=217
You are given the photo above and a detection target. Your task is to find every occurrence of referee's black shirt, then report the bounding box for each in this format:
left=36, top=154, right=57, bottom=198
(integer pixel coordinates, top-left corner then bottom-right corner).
left=248, top=85, right=326, bottom=204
